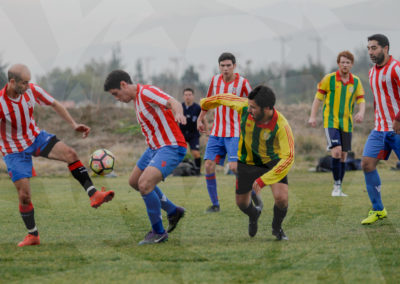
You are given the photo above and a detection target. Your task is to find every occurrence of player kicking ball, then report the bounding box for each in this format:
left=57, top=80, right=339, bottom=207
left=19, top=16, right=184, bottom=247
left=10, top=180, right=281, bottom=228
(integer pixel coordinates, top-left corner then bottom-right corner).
left=200, top=86, right=294, bottom=240
left=0, top=64, right=114, bottom=247
left=104, top=70, right=186, bottom=245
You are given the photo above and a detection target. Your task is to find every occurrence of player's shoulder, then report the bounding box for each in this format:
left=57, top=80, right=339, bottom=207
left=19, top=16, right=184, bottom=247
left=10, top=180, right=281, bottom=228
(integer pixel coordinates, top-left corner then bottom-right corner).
left=275, top=110, right=291, bottom=127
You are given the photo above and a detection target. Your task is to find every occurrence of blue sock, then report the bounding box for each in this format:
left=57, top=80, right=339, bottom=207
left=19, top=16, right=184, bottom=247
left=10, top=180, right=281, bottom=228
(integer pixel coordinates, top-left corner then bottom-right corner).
left=206, top=173, right=219, bottom=206
left=142, top=191, right=165, bottom=234
left=153, top=186, right=177, bottom=216
left=364, top=170, right=383, bottom=211
left=331, top=158, right=341, bottom=184
left=340, top=162, right=346, bottom=183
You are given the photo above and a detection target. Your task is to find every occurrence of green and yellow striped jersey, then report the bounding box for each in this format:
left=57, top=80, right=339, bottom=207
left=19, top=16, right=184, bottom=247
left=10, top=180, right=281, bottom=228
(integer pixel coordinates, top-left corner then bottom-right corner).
left=315, top=71, right=365, bottom=132
left=201, top=93, right=294, bottom=186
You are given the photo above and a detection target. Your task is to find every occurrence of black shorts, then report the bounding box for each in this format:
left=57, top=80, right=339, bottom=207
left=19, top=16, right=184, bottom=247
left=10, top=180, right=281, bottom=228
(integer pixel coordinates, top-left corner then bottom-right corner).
left=236, top=160, right=288, bottom=195
left=325, top=128, right=352, bottom=152
left=184, top=134, right=200, bottom=151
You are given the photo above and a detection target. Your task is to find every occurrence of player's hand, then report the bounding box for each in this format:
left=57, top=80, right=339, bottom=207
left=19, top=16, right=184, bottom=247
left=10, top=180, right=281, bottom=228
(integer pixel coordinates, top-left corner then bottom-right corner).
left=75, top=124, right=90, bottom=138
left=393, top=119, right=400, bottom=134
left=308, top=117, right=317, bottom=128
left=354, top=112, right=364, bottom=123
left=252, top=180, right=263, bottom=195
left=197, top=120, right=206, bottom=133
left=175, top=113, right=187, bottom=125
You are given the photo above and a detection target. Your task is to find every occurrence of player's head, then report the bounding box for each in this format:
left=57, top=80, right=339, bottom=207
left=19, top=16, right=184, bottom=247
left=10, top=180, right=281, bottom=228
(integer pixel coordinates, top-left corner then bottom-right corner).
left=367, top=34, right=390, bottom=65
left=218, top=52, right=236, bottom=79
left=8, top=64, right=31, bottom=95
left=183, top=87, right=195, bottom=105
left=104, top=70, right=134, bottom=103
left=337, top=51, right=354, bottom=75
left=248, top=85, right=276, bottom=122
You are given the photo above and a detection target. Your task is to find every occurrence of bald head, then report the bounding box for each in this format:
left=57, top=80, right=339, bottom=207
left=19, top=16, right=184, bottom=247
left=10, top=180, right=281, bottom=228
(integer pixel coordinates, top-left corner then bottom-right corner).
left=8, top=64, right=31, bottom=83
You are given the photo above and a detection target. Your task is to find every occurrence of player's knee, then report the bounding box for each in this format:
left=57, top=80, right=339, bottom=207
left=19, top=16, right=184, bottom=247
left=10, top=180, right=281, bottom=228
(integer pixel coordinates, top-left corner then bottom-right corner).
left=274, top=197, right=288, bottom=208
left=65, top=147, right=79, bottom=163
left=137, top=178, right=152, bottom=194
left=361, top=159, right=374, bottom=172
left=18, top=193, right=31, bottom=205
left=204, top=160, right=215, bottom=173
left=128, top=177, right=139, bottom=191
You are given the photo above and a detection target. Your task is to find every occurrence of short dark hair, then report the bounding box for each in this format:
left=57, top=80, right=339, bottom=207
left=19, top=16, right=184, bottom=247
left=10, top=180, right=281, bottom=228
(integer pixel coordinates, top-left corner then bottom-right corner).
left=248, top=85, right=276, bottom=109
left=337, top=50, right=354, bottom=64
left=104, top=70, right=133, bottom=91
left=183, top=87, right=194, bottom=94
left=218, top=52, right=236, bottom=64
left=368, top=34, right=390, bottom=51
left=8, top=70, right=22, bottom=82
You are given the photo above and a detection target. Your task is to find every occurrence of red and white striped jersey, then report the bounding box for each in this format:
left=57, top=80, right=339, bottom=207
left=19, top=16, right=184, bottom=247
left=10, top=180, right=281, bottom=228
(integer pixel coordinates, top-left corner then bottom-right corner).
left=0, top=83, right=54, bottom=155
left=135, top=84, right=186, bottom=149
left=206, top=73, right=251, bottom=137
left=369, top=56, right=400, bottom=131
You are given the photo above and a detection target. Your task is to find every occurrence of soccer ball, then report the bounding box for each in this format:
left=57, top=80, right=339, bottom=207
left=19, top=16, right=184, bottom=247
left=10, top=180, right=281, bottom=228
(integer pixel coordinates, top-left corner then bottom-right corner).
left=89, top=149, right=115, bottom=175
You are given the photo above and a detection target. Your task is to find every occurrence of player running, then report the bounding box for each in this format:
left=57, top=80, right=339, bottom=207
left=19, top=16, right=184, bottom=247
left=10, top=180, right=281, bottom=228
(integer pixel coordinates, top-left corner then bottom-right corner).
left=200, top=86, right=294, bottom=240
left=104, top=70, right=186, bottom=245
left=0, top=64, right=114, bottom=247
left=197, top=52, right=262, bottom=213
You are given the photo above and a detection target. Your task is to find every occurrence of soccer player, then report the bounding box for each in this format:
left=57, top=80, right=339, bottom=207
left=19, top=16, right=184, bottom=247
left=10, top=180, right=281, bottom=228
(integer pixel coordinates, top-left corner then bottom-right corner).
left=361, top=34, right=400, bottom=224
left=180, top=87, right=202, bottom=175
left=104, top=70, right=187, bottom=245
left=200, top=86, right=294, bottom=240
left=197, top=52, right=262, bottom=213
left=309, top=51, right=365, bottom=197
left=0, top=64, right=115, bottom=247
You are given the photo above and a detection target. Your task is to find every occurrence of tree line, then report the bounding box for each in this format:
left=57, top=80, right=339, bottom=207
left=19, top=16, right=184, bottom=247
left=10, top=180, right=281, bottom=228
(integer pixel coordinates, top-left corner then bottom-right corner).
left=0, top=47, right=375, bottom=105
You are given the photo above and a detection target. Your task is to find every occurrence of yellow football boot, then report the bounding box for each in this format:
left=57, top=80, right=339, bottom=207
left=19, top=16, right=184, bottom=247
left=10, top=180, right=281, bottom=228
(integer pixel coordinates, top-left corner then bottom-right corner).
left=361, top=208, right=387, bottom=225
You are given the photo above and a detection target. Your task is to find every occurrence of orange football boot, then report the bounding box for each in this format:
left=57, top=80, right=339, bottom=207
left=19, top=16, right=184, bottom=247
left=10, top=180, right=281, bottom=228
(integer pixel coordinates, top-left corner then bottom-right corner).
left=90, top=187, right=115, bottom=208
left=18, top=234, right=40, bottom=247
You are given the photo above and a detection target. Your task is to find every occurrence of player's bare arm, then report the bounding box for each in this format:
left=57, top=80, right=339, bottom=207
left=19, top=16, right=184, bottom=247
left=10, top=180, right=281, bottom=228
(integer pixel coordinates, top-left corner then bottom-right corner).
left=166, top=97, right=186, bottom=125
left=51, top=100, right=90, bottom=138
left=197, top=110, right=207, bottom=133
left=308, top=97, right=321, bottom=127
left=354, top=102, right=366, bottom=123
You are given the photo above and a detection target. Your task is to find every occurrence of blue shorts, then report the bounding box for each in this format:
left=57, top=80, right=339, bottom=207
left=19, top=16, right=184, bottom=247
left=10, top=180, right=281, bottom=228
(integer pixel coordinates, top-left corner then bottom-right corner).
left=324, top=128, right=352, bottom=152
left=137, top=146, right=187, bottom=179
left=3, top=131, right=57, bottom=182
left=204, top=136, right=239, bottom=166
left=363, top=130, right=400, bottom=160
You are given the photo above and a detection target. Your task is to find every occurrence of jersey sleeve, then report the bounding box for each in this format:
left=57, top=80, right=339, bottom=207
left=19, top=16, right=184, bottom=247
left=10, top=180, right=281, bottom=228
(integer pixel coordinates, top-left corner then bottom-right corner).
left=200, top=93, right=247, bottom=113
left=30, top=84, right=55, bottom=106
left=257, top=124, right=295, bottom=186
left=355, top=79, right=366, bottom=104
left=141, top=86, right=171, bottom=107
left=206, top=76, right=215, bottom=98
left=315, top=75, right=329, bottom=101
left=240, top=79, right=252, bottom=98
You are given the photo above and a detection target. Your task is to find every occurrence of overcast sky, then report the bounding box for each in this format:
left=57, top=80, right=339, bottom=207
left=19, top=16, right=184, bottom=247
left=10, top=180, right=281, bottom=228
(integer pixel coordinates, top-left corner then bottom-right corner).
left=1, top=0, right=399, bottom=81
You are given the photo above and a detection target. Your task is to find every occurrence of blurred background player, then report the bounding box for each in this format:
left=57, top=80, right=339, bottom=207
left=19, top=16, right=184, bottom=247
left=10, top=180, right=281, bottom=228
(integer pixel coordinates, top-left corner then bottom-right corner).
left=361, top=34, right=400, bottom=224
left=197, top=52, right=262, bottom=213
left=104, top=70, right=186, bottom=245
left=200, top=86, right=294, bottom=240
left=0, top=64, right=114, bottom=247
left=180, top=87, right=202, bottom=175
left=309, top=51, right=365, bottom=197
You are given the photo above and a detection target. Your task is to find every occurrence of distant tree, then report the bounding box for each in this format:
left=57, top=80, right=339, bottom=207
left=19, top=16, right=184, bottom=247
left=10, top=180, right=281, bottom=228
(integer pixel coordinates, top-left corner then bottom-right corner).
left=133, top=59, right=144, bottom=83
left=181, top=65, right=199, bottom=85
left=0, top=57, right=8, bottom=87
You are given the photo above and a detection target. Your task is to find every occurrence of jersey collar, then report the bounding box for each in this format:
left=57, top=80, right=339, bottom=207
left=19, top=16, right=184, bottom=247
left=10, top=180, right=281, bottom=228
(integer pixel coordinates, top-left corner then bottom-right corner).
left=248, top=108, right=278, bottom=130
left=336, top=70, right=354, bottom=85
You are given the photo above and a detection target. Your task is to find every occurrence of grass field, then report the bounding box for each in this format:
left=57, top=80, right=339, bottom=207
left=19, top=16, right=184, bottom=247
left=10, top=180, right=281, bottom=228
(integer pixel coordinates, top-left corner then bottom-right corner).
left=1, top=168, right=400, bottom=283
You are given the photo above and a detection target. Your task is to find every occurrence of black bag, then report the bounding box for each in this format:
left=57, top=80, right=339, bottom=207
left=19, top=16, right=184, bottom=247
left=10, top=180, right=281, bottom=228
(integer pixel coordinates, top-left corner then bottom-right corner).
left=172, top=159, right=198, bottom=176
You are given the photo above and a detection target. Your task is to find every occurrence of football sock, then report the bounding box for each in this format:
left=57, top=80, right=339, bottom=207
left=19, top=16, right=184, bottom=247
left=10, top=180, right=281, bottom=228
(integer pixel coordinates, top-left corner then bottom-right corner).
left=153, top=186, right=177, bottom=216
left=68, top=160, right=96, bottom=197
left=272, top=205, right=288, bottom=231
left=19, top=202, right=38, bottom=236
left=205, top=173, right=219, bottom=206
left=340, top=162, right=346, bottom=183
left=239, top=201, right=258, bottom=218
left=331, top=158, right=341, bottom=185
left=195, top=158, right=201, bottom=173
left=142, top=191, right=165, bottom=234
left=364, top=170, right=384, bottom=211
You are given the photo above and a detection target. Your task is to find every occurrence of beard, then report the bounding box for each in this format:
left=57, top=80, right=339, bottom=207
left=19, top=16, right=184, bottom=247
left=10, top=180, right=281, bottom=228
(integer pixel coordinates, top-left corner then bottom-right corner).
left=370, top=52, right=385, bottom=65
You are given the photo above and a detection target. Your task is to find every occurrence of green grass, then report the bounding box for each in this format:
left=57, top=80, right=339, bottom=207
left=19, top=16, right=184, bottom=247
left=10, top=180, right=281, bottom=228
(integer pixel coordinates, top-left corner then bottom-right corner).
left=1, top=169, right=400, bottom=283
